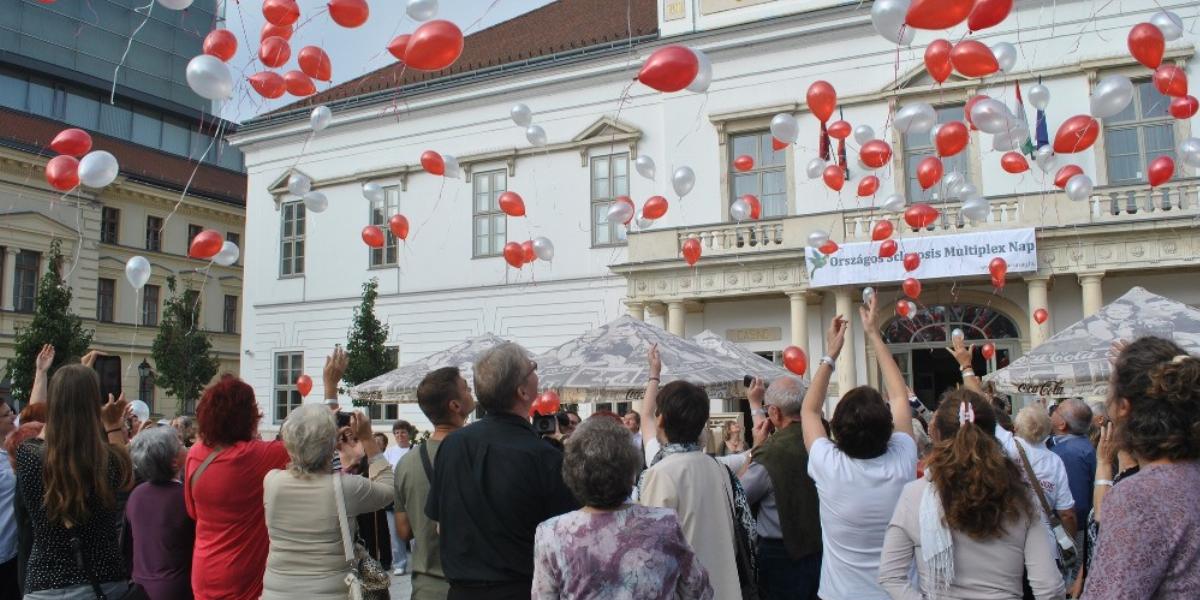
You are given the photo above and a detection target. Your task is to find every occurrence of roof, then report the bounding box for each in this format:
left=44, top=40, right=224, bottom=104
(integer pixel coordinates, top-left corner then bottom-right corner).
left=0, top=107, right=246, bottom=206
left=269, top=0, right=658, bottom=117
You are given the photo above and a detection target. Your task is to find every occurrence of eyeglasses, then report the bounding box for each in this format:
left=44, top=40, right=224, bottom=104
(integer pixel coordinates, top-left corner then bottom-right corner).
left=524, top=360, right=538, bottom=380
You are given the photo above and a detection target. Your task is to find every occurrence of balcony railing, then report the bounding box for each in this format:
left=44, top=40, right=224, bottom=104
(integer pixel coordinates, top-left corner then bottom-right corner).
left=675, top=220, right=786, bottom=257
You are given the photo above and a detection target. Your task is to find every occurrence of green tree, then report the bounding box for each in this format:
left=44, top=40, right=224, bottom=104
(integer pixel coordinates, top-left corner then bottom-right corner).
left=343, top=278, right=396, bottom=393
left=3, top=240, right=93, bottom=404
left=151, top=276, right=219, bottom=414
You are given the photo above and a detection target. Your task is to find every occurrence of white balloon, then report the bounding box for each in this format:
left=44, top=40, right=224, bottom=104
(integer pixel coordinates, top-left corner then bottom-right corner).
left=882, top=194, right=906, bottom=212
left=157, top=0, right=192, bottom=10
left=1028, top=84, right=1051, bottom=111
left=961, top=197, right=990, bottom=223
left=406, top=0, right=438, bottom=21
left=1064, top=174, right=1093, bottom=202
left=185, top=54, right=233, bottom=100
left=955, top=182, right=979, bottom=199
left=310, top=106, right=332, bottom=132
left=213, top=241, right=241, bottom=266
left=672, top=166, right=695, bottom=197
left=510, top=103, right=532, bottom=128
left=952, top=327, right=964, bottom=340
left=635, top=210, right=655, bottom=230
left=1034, top=145, right=1057, bottom=173
left=442, top=155, right=461, bottom=179
left=607, top=200, right=635, bottom=225
left=730, top=198, right=751, bottom=221
left=770, top=113, right=799, bottom=144
left=895, top=103, right=937, bottom=134
left=78, top=151, right=119, bottom=188
left=686, top=49, right=712, bottom=93
left=969, top=98, right=1015, bottom=134
left=362, top=182, right=386, bottom=202
left=303, top=191, right=328, bottom=213
left=124, top=256, right=151, bottom=290
left=942, top=171, right=964, bottom=197
left=805, top=158, right=826, bottom=180
left=1179, top=137, right=1200, bottom=169
left=807, top=229, right=830, bottom=248
left=1151, top=11, right=1184, bottom=41
left=287, top=173, right=312, bottom=196
left=871, top=0, right=915, bottom=45
left=853, top=124, right=875, bottom=145
left=525, top=125, right=547, bottom=147
left=992, top=42, right=1017, bottom=73
left=1090, top=75, right=1134, bottom=119
left=532, top=236, right=555, bottom=261
left=635, top=155, right=656, bottom=179
left=863, top=287, right=876, bottom=305
left=128, top=400, right=151, bottom=423
left=991, top=129, right=1023, bottom=152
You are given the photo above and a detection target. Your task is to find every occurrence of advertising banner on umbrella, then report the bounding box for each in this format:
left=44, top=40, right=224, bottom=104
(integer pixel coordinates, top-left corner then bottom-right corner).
left=806, top=228, right=1037, bottom=287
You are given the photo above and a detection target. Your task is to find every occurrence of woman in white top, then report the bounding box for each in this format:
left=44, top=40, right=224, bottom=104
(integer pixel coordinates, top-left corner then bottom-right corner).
left=799, top=296, right=918, bottom=600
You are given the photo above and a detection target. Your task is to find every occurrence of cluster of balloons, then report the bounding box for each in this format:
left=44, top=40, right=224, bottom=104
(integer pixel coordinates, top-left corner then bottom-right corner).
left=356, top=183, right=409, bottom=248
left=420, top=150, right=462, bottom=179
left=636, top=46, right=713, bottom=94
left=389, top=18, right=465, bottom=72
left=284, top=172, right=330, bottom=214
left=924, top=38, right=1017, bottom=82
left=509, top=103, right=548, bottom=148
left=44, top=129, right=120, bottom=191
left=503, top=238, right=556, bottom=269
left=1121, top=14, right=1193, bottom=188
left=872, top=0, right=1012, bottom=46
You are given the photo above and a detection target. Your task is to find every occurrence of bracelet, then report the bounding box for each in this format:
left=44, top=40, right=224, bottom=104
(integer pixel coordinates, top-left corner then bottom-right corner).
left=105, top=428, right=124, bottom=434
left=648, top=376, right=660, bottom=383
left=819, top=356, right=836, bottom=371
left=959, top=364, right=974, bottom=372
left=961, top=369, right=976, bottom=377
left=751, top=408, right=768, bottom=417
left=1094, top=479, right=1114, bottom=487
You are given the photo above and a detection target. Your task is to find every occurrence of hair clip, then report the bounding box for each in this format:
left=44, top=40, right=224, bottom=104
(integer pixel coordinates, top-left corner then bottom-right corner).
left=1171, top=354, right=1191, bottom=364
left=958, top=401, right=975, bottom=425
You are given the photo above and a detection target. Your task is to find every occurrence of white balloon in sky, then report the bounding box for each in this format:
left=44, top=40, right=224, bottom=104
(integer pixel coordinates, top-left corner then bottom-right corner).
left=635, top=155, right=656, bottom=179
left=310, top=106, right=332, bottom=132
left=992, top=42, right=1017, bottom=73
left=287, top=173, right=312, bottom=196
left=1028, top=84, right=1051, bottom=111
left=532, top=237, right=555, bottom=261
left=686, top=48, right=713, bottom=93
left=770, top=113, right=799, bottom=144
left=124, top=256, right=151, bottom=290
left=157, top=0, right=193, bottom=10
left=853, top=125, right=875, bottom=145
left=862, top=286, right=875, bottom=305
left=807, top=229, right=829, bottom=248
left=362, top=182, right=385, bottom=202
left=213, top=241, right=241, bottom=266
left=805, top=158, right=826, bottom=180
left=406, top=0, right=438, bottom=22
left=442, top=155, right=461, bottom=179
left=185, top=55, right=233, bottom=100
left=671, top=166, right=695, bottom=197
left=78, top=151, right=119, bottom=188
left=871, top=0, right=914, bottom=45
left=510, top=103, right=532, bottom=128
left=881, top=194, right=906, bottom=213
left=1151, top=11, right=1184, bottom=41
left=525, top=125, right=547, bottom=148
left=302, top=191, right=328, bottom=213
left=894, top=103, right=936, bottom=134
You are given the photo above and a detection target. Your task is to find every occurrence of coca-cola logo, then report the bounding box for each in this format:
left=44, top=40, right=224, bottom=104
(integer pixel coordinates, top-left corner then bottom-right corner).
left=1016, top=380, right=1065, bottom=395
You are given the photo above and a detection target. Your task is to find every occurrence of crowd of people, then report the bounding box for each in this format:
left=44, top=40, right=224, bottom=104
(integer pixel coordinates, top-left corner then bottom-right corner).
left=0, top=294, right=1197, bottom=599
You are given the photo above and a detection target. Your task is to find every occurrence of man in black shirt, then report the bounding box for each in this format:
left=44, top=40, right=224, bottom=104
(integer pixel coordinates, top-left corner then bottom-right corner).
left=425, top=342, right=578, bottom=599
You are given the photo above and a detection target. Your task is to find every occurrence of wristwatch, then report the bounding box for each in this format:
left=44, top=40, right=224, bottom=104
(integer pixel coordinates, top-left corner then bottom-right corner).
left=819, top=356, right=836, bottom=371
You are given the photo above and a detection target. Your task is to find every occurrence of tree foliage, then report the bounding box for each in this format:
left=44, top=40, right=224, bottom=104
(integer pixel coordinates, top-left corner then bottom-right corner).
left=343, top=278, right=396, bottom=391
left=151, top=276, right=219, bottom=414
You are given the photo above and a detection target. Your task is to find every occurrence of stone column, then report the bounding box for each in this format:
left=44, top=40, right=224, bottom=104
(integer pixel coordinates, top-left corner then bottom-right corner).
left=667, top=301, right=686, bottom=337
left=0, top=249, right=17, bottom=311
left=834, top=288, right=856, bottom=397
left=1078, top=271, right=1105, bottom=317
left=1026, top=276, right=1051, bottom=348
left=787, top=291, right=808, bottom=352
left=625, top=300, right=645, bottom=321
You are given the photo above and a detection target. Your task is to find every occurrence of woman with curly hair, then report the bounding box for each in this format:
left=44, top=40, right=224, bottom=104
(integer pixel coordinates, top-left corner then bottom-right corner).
left=878, top=389, right=1063, bottom=599
left=1082, top=337, right=1200, bottom=599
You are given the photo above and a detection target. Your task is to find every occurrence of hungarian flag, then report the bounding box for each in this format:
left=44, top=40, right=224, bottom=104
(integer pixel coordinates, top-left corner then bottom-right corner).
left=1015, top=81, right=1037, bottom=156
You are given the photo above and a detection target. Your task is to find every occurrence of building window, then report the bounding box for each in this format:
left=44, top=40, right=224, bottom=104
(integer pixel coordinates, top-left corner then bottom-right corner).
left=187, top=224, right=203, bottom=249
left=591, top=153, right=630, bottom=247
left=280, top=201, right=305, bottom=276
left=223, top=295, right=238, bottom=334
left=472, top=171, right=507, bottom=257
left=367, top=346, right=401, bottom=422
left=146, top=216, right=163, bottom=252
left=729, top=131, right=787, bottom=218
left=100, top=207, right=120, bottom=244
left=274, top=352, right=304, bottom=421
left=142, top=284, right=160, bottom=326
left=225, top=232, right=240, bottom=264
left=14, top=251, right=40, bottom=313
left=97, top=278, right=115, bottom=323
left=1104, top=79, right=1175, bottom=185
left=369, top=187, right=400, bottom=267
left=902, top=104, right=967, bottom=202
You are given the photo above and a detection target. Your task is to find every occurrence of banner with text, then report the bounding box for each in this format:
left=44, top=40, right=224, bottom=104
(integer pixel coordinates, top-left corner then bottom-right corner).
left=806, top=228, right=1037, bottom=288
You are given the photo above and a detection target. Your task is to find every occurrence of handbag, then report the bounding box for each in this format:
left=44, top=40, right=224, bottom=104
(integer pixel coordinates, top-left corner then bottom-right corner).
left=715, top=458, right=760, bottom=600
left=69, top=534, right=147, bottom=600
left=1015, top=441, right=1078, bottom=570
left=333, top=472, right=391, bottom=600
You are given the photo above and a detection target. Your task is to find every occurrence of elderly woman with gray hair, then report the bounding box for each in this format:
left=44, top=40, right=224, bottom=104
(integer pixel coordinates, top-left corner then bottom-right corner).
left=533, top=417, right=712, bottom=599
left=261, top=404, right=394, bottom=599
left=124, top=427, right=195, bottom=599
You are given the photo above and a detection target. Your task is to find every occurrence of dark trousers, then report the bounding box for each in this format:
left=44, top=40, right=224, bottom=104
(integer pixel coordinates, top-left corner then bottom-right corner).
left=447, top=579, right=530, bottom=600
left=0, top=557, right=16, bottom=600
left=757, top=537, right=821, bottom=600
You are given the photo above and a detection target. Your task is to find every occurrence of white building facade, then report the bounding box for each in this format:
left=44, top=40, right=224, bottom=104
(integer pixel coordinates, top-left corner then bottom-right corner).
left=232, top=0, right=1199, bottom=429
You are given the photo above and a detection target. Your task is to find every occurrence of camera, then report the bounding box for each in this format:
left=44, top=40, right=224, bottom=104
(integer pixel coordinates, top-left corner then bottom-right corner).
left=336, top=411, right=352, bottom=428
left=532, top=411, right=570, bottom=436
left=743, top=375, right=770, bottom=388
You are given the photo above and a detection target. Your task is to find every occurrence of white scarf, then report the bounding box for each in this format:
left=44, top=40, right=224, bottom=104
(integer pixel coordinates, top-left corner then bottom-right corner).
left=919, top=478, right=954, bottom=598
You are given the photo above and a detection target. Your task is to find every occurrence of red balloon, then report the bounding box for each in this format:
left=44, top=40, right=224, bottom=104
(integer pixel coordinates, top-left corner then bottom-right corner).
left=498, top=191, right=526, bottom=217
left=203, top=29, right=238, bottom=62
left=362, top=225, right=385, bottom=248
left=903, top=252, right=921, bottom=272
left=262, top=0, right=300, bottom=26
left=637, top=46, right=699, bottom=93
left=420, top=150, right=445, bottom=176
left=299, top=46, right=332, bottom=82
left=819, top=240, right=839, bottom=255
left=296, top=374, right=313, bottom=397
left=249, top=72, right=286, bottom=99
left=388, top=34, right=412, bottom=61
left=328, top=0, right=369, bottom=28
left=1147, top=156, right=1174, bottom=188
left=189, top=229, right=224, bottom=259
left=261, top=22, right=293, bottom=42
left=258, top=36, right=290, bottom=68
left=771, top=137, right=788, bottom=151
left=827, top=120, right=852, bottom=139
left=860, top=140, right=892, bottom=168
left=1170, top=96, right=1199, bottom=119
left=534, top=391, right=560, bottom=416
left=521, top=240, right=535, bottom=264
left=1054, top=165, right=1083, bottom=189
left=682, top=238, right=701, bottom=266
left=742, top=194, right=762, bottom=220
left=50, top=128, right=92, bottom=157
left=406, top=20, right=464, bottom=71
left=806, top=81, right=837, bottom=123
left=1153, top=64, right=1188, bottom=98
left=879, top=239, right=898, bottom=258
left=782, top=346, right=808, bottom=376
left=916, top=156, right=944, bottom=190
left=643, top=195, right=669, bottom=220
left=903, top=277, right=922, bottom=299
left=896, top=300, right=914, bottom=318
left=822, top=165, right=845, bottom=192
left=924, top=39, right=953, bottom=84
left=981, top=342, right=996, bottom=360
left=967, top=0, right=1012, bottom=31
left=44, top=155, right=79, bottom=191
left=906, top=0, right=972, bottom=30
left=388, top=214, right=409, bottom=240
left=1128, top=23, right=1165, bottom=69
left=950, top=40, right=998, bottom=78
left=904, top=204, right=940, bottom=229
left=503, top=242, right=524, bottom=268
left=1053, top=115, right=1099, bottom=154
left=733, top=155, right=754, bottom=172
left=964, top=94, right=988, bottom=130
left=1033, top=308, right=1049, bottom=325
left=988, top=256, right=1008, bottom=279
left=1000, top=151, right=1029, bottom=174
left=871, top=219, right=893, bottom=241
left=935, top=121, right=968, bottom=157
left=858, top=176, right=880, bottom=197
left=283, top=70, right=316, bottom=97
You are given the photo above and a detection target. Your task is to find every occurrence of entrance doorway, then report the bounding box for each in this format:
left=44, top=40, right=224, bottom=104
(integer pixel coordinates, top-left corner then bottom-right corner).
left=881, top=303, right=1020, bottom=410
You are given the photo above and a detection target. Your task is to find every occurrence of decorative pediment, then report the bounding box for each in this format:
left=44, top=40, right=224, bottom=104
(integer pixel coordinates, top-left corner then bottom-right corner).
left=572, top=117, right=641, bottom=143
left=885, top=64, right=973, bottom=94
left=267, top=168, right=313, bottom=197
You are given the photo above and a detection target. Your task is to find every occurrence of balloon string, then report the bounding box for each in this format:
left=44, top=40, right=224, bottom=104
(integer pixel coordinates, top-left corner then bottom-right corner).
left=111, top=0, right=155, bottom=105
left=126, top=293, right=140, bottom=381
left=161, top=118, right=228, bottom=233
left=412, top=177, right=447, bottom=240
left=187, top=263, right=213, bottom=336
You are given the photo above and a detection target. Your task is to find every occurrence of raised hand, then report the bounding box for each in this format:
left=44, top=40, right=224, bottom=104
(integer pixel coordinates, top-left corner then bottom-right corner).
left=858, top=293, right=880, bottom=333
left=748, top=377, right=765, bottom=407
left=946, top=335, right=975, bottom=370
left=648, top=343, right=661, bottom=380
left=324, top=347, right=349, bottom=385
left=35, top=344, right=55, bottom=372
left=826, top=315, right=848, bottom=361
left=101, top=393, right=129, bottom=431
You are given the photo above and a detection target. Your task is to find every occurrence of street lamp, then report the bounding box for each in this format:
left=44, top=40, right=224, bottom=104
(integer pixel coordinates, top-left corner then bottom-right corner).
left=137, top=359, right=152, bottom=412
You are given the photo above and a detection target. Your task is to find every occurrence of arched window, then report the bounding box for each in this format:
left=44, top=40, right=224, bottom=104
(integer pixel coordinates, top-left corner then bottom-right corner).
left=882, top=304, right=1019, bottom=344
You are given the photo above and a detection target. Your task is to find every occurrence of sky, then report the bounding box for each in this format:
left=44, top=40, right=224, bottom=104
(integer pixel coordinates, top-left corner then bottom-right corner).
left=221, top=0, right=557, bottom=122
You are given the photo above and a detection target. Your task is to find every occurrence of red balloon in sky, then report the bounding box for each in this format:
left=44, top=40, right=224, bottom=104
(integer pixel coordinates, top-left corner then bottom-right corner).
left=405, top=20, right=465, bottom=71
left=822, top=165, right=844, bottom=192
left=935, top=121, right=968, bottom=157
left=783, top=346, right=808, bottom=376
left=262, top=0, right=300, bottom=27
left=388, top=214, right=410, bottom=240
left=981, top=342, right=996, bottom=360
left=916, top=156, right=944, bottom=190
left=637, top=46, right=699, bottom=93
left=249, top=72, right=286, bottom=99
left=806, top=81, right=837, bottom=122
left=819, top=240, right=839, bottom=255
left=189, top=230, right=224, bottom=259
left=1153, top=64, right=1188, bottom=98
left=879, top=239, right=898, bottom=258
left=296, top=374, right=313, bottom=397
left=903, top=277, right=922, bottom=299
left=203, top=29, right=238, bottom=62
left=1170, top=96, right=1199, bottom=119
left=298, top=46, right=332, bottom=82
left=1128, top=22, right=1165, bottom=69
left=1053, top=115, right=1100, bottom=154
left=988, top=256, right=1008, bottom=279
left=904, top=204, right=939, bottom=229
left=1033, top=308, right=1049, bottom=325
left=906, top=0, right=972, bottom=30
left=771, top=137, right=788, bottom=151
left=1054, top=165, right=1083, bottom=189
left=362, top=225, right=385, bottom=249
left=733, top=155, right=754, bottom=172
left=903, top=252, right=921, bottom=272
left=258, top=36, right=290, bottom=68
left=328, top=0, right=369, bottom=28
left=896, top=300, right=915, bottom=318
left=420, top=150, right=445, bottom=176
left=858, top=176, right=880, bottom=197
left=967, top=0, right=1012, bottom=31
left=924, top=39, right=953, bottom=84
left=45, top=155, right=79, bottom=191
left=950, top=40, right=999, bottom=77
left=50, top=128, right=92, bottom=157
left=827, top=120, right=852, bottom=140
left=533, top=391, right=560, bottom=415
left=682, top=238, right=702, bottom=266
left=742, top=194, right=762, bottom=220
left=498, top=191, right=526, bottom=217
left=1147, top=156, right=1175, bottom=188
left=387, top=34, right=412, bottom=61
left=503, top=242, right=524, bottom=268
left=261, top=22, right=293, bottom=42
left=860, top=140, right=892, bottom=168
left=871, top=219, right=893, bottom=241
left=283, top=70, right=316, bottom=97
left=1000, top=151, right=1029, bottom=174
left=643, top=195, right=669, bottom=220
left=521, top=240, right=535, bottom=264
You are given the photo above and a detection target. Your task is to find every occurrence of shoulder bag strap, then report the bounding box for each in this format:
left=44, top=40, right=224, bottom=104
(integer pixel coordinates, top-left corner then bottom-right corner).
left=1014, top=441, right=1059, bottom=524
left=186, top=448, right=224, bottom=508
left=418, top=442, right=434, bottom=482
left=332, top=472, right=356, bottom=562
left=70, top=532, right=108, bottom=600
